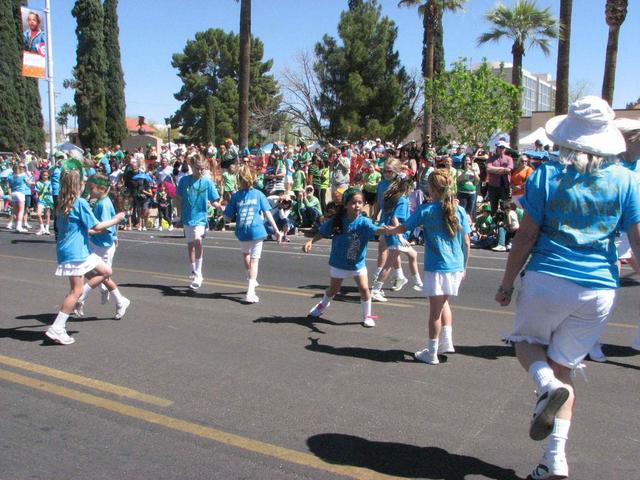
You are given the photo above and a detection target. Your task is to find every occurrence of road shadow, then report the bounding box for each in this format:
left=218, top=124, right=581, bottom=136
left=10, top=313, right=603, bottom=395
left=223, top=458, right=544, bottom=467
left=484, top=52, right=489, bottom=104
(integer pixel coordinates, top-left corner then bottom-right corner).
left=306, top=433, right=524, bottom=480
left=15, top=313, right=116, bottom=324
left=600, top=343, right=639, bottom=358
left=0, top=325, right=78, bottom=346
left=305, top=337, right=417, bottom=363
left=619, top=276, right=640, bottom=287
left=454, top=344, right=515, bottom=360
left=11, top=238, right=55, bottom=244
left=120, top=282, right=248, bottom=305
left=253, top=315, right=361, bottom=334
left=298, top=284, right=360, bottom=294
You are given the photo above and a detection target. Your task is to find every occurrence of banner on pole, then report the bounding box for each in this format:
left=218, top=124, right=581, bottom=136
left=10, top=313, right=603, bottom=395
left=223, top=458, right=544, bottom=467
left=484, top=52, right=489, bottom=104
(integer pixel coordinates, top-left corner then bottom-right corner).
left=21, top=7, right=46, bottom=79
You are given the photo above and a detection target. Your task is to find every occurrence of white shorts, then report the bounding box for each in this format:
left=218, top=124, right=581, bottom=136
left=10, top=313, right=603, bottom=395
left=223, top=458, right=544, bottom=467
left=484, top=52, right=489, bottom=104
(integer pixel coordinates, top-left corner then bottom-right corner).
left=241, top=240, right=263, bottom=259
left=89, top=242, right=116, bottom=267
left=329, top=266, right=368, bottom=279
left=422, top=271, right=464, bottom=297
left=10, top=191, right=25, bottom=204
left=387, top=244, right=411, bottom=253
left=55, top=253, right=101, bottom=277
left=184, top=225, right=206, bottom=243
left=616, top=233, right=633, bottom=260
left=508, top=271, right=616, bottom=369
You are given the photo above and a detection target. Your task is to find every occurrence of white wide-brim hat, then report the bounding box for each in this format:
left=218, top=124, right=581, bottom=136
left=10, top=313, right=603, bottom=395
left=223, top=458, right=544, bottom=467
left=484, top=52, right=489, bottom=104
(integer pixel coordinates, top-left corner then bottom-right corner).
left=545, top=96, right=626, bottom=156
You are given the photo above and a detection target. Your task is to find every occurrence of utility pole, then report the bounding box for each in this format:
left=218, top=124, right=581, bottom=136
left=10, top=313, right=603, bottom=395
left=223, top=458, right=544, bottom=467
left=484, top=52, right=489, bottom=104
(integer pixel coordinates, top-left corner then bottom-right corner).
left=45, top=0, right=56, bottom=155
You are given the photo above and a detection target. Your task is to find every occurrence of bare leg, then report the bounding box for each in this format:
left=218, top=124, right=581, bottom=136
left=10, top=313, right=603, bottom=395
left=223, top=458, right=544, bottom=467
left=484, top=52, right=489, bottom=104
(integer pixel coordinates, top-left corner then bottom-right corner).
left=428, top=295, right=449, bottom=340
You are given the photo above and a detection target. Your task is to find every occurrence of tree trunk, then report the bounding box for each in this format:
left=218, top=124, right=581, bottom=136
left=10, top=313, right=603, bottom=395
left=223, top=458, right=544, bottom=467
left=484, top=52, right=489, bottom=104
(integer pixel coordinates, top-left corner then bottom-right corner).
left=423, top=1, right=436, bottom=145
left=555, top=0, right=572, bottom=115
left=510, top=44, right=524, bottom=149
left=238, top=0, right=251, bottom=149
left=602, top=26, right=620, bottom=105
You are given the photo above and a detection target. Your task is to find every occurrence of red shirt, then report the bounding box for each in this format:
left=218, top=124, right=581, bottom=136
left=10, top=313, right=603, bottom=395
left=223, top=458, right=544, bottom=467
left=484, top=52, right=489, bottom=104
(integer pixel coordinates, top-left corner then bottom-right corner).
left=486, top=153, right=513, bottom=187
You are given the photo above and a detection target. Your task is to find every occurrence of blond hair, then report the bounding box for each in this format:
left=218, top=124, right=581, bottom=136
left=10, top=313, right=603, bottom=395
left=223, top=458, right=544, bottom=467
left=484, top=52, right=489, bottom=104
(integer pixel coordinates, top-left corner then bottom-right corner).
left=384, top=157, right=402, bottom=174
left=57, top=169, right=82, bottom=216
left=237, top=164, right=256, bottom=190
left=428, top=169, right=460, bottom=237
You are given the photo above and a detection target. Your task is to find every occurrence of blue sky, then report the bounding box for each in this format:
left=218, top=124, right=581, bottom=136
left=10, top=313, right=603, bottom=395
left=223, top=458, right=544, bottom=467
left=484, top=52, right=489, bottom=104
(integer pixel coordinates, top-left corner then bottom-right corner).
left=31, top=0, right=640, bottom=125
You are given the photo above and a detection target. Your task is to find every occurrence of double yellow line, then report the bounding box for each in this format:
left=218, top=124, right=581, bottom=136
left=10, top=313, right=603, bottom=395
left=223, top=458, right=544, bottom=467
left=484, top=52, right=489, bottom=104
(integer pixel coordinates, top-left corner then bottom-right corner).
left=0, top=354, right=398, bottom=479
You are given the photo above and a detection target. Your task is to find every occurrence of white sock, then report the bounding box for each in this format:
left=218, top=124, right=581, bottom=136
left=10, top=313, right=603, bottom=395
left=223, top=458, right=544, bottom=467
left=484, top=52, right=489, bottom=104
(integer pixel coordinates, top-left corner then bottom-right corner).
left=413, top=273, right=422, bottom=285
left=394, top=268, right=405, bottom=280
left=545, top=418, right=570, bottom=461
left=374, top=267, right=383, bottom=279
left=79, top=283, right=92, bottom=302
left=195, top=257, right=203, bottom=276
left=529, top=361, right=556, bottom=391
left=361, top=298, right=372, bottom=319
left=100, top=282, right=109, bottom=293
left=372, top=280, right=384, bottom=291
left=248, top=279, right=258, bottom=294
left=52, top=311, right=69, bottom=330
left=428, top=338, right=439, bottom=353
left=191, top=261, right=197, bottom=274
left=110, top=288, right=125, bottom=304
left=321, top=293, right=333, bottom=307
left=441, top=325, right=453, bottom=344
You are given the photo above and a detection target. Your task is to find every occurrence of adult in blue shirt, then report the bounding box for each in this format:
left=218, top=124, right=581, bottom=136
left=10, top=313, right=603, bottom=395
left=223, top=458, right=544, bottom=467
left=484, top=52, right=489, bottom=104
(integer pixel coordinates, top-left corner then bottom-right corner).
left=495, top=97, right=640, bottom=480
left=224, top=164, right=282, bottom=303
left=177, top=156, right=220, bottom=290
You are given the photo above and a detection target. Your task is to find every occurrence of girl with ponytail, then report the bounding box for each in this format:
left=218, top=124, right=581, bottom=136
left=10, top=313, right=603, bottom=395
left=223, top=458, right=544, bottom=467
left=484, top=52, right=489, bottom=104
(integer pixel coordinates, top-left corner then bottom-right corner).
left=383, top=169, right=471, bottom=364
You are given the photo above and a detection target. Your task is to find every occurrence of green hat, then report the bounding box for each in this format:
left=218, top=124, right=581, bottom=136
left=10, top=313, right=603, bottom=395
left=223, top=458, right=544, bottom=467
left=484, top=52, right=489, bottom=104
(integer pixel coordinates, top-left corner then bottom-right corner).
left=481, top=204, right=492, bottom=212
left=62, top=158, right=84, bottom=177
left=342, top=187, right=362, bottom=205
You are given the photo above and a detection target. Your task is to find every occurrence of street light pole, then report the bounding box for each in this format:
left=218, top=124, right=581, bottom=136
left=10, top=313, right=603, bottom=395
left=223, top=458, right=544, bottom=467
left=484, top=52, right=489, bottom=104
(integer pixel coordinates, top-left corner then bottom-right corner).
left=44, top=0, right=56, bottom=157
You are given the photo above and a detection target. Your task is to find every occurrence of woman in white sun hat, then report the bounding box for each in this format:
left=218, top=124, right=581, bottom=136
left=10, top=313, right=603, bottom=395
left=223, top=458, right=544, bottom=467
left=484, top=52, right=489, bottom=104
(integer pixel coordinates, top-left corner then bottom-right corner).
left=494, top=96, right=640, bottom=480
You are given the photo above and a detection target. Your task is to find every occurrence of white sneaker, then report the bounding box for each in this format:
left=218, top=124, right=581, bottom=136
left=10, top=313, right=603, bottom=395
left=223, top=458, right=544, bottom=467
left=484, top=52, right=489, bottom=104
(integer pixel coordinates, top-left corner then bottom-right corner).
left=72, top=301, right=85, bottom=318
left=588, top=342, right=607, bottom=362
left=115, top=297, right=131, bottom=319
left=168, top=225, right=174, bottom=231
left=309, top=302, right=328, bottom=317
left=6, top=222, right=14, bottom=230
left=412, top=283, right=423, bottom=292
left=142, top=226, right=147, bottom=231
left=370, top=289, right=388, bottom=302
left=35, top=228, right=45, bottom=236
left=362, top=315, right=376, bottom=328
left=45, top=326, right=75, bottom=345
left=101, top=289, right=110, bottom=305
left=245, top=292, right=260, bottom=303
left=390, top=276, right=408, bottom=292
left=23, top=223, right=32, bottom=229
left=157, top=226, right=163, bottom=231
left=438, top=340, right=455, bottom=354
left=492, top=245, right=507, bottom=252
left=530, top=381, right=570, bottom=441
left=530, top=455, right=569, bottom=479
left=415, top=348, right=439, bottom=365
left=16, top=226, right=27, bottom=233
left=190, top=275, right=203, bottom=290
left=189, top=270, right=197, bottom=281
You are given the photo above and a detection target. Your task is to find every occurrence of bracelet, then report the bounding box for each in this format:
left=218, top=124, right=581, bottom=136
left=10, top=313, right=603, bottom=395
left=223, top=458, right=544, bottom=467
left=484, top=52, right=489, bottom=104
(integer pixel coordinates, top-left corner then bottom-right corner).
left=498, top=285, right=514, bottom=297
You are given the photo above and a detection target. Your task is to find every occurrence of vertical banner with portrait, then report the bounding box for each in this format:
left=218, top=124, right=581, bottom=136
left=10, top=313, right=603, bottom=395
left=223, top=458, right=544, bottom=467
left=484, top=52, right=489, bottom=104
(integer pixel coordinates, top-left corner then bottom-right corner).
left=21, top=7, right=47, bottom=79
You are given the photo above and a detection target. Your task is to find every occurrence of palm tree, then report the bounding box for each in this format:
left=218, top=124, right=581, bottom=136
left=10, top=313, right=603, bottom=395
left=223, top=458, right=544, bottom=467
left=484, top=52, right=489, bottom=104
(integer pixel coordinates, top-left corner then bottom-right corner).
left=238, top=0, right=251, bottom=149
left=602, top=0, right=628, bottom=105
left=554, top=0, right=572, bottom=115
left=478, top=0, right=557, bottom=148
left=398, top=0, right=465, bottom=144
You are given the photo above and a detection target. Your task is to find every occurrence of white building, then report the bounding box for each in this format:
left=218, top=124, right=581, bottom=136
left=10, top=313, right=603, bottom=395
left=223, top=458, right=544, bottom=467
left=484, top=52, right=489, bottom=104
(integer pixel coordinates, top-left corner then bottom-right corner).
left=473, top=61, right=557, bottom=117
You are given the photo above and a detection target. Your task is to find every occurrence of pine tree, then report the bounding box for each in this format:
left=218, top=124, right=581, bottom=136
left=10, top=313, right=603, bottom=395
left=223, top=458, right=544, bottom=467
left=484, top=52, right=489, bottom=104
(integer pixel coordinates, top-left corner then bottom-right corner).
left=0, top=0, right=26, bottom=152
left=103, top=0, right=127, bottom=146
left=72, top=0, right=107, bottom=150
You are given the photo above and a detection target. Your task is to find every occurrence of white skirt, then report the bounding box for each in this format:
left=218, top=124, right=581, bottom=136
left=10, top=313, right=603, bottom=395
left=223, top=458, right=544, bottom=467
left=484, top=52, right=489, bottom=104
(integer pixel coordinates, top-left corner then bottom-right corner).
left=55, top=253, right=101, bottom=277
left=422, top=271, right=464, bottom=297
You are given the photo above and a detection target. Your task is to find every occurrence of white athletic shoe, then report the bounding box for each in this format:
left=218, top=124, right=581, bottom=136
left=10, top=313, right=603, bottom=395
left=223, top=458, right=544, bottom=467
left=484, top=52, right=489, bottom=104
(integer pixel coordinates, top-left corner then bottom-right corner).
left=35, top=227, right=45, bottom=236
left=168, top=225, right=174, bottom=231
left=492, top=245, right=507, bottom=252
left=190, top=275, right=203, bottom=290
left=6, top=222, right=14, bottom=230
left=23, top=222, right=32, bottom=229
left=370, top=289, right=388, bottom=302
left=390, top=276, right=408, bottom=292
left=45, top=326, right=75, bottom=345
left=588, top=342, right=607, bottom=362
left=115, top=297, right=131, bottom=319
left=309, top=302, right=328, bottom=317
left=530, top=381, right=570, bottom=441
left=414, top=348, right=439, bottom=365
left=530, top=455, right=569, bottom=479
left=245, top=292, right=260, bottom=304
left=362, top=315, right=376, bottom=328
left=15, top=226, right=28, bottom=233
left=189, top=270, right=197, bottom=281
left=101, top=289, right=110, bottom=305
left=72, top=301, right=85, bottom=318
left=412, top=283, right=424, bottom=292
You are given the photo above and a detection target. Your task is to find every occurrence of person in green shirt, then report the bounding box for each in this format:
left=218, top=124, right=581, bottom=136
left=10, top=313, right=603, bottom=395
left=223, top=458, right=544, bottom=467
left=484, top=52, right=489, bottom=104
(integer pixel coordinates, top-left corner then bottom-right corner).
left=456, top=154, right=480, bottom=220
left=222, top=163, right=237, bottom=201
left=319, top=163, right=330, bottom=213
left=362, top=162, right=382, bottom=207
left=471, top=203, right=496, bottom=249
left=299, top=185, right=322, bottom=227
left=291, top=161, right=306, bottom=200
left=307, top=155, right=322, bottom=194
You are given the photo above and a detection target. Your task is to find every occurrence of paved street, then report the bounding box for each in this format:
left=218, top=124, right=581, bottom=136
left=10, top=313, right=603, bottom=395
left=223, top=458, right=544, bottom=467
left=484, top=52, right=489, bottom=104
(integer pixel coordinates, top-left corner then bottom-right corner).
left=1, top=227, right=639, bottom=479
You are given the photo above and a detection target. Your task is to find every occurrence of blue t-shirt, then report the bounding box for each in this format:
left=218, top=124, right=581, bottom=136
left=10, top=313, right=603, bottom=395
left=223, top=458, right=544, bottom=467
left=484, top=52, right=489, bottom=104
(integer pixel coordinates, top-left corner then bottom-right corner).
left=522, top=162, right=640, bottom=289
left=381, top=195, right=410, bottom=247
left=319, top=214, right=378, bottom=270
left=100, top=156, right=112, bottom=175
left=375, top=178, right=391, bottom=212
left=90, top=196, right=117, bottom=248
left=405, top=202, right=471, bottom=273
left=8, top=174, right=31, bottom=195
left=56, top=197, right=99, bottom=264
left=451, top=153, right=465, bottom=169
left=50, top=166, right=61, bottom=196
left=224, top=188, right=272, bottom=241
left=177, top=175, right=220, bottom=227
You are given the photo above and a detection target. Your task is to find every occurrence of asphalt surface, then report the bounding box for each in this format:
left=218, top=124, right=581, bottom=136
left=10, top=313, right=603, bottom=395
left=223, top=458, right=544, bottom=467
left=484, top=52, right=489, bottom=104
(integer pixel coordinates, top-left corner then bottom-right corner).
left=1, top=226, right=639, bottom=480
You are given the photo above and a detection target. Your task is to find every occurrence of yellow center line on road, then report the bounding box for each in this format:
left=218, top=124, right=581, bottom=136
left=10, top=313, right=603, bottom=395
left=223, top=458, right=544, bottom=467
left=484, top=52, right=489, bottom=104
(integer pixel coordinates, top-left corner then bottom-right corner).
left=1, top=253, right=635, bottom=327
left=0, top=354, right=172, bottom=407
left=0, top=368, right=398, bottom=480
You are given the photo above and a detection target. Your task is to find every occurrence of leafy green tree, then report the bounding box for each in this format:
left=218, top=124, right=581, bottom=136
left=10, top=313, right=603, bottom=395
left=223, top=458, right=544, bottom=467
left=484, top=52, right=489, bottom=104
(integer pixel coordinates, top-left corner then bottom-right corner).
left=314, top=0, right=417, bottom=142
left=204, top=96, right=216, bottom=144
left=72, top=0, right=107, bottom=150
left=478, top=0, right=557, bottom=147
left=426, top=60, right=520, bottom=146
left=602, top=0, right=628, bottom=105
left=0, top=0, right=26, bottom=152
left=57, top=103, right=77, bottom=131
left=103, top=0, right=127, bottom=146
left=171, top=28, right=279, bottom=146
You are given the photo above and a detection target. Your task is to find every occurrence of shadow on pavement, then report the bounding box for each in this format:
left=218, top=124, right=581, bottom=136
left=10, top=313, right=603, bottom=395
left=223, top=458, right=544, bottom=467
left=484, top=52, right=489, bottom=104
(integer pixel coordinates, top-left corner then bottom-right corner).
left=253, top=315, right=361, bottom=334
left=15, top=313, right=114, bottom=324
left=306, top=433, right=524, bottom=480
left=120, top=282, right=247, bottom=305
left=454, top=344, right=515, bottom=360
left=11, top=238, right=55, bottom=244
left=306, top=337, right=418, bottom=363
left=0, top=326, right=78, bottom=345
left=600, top=343, right=639, bottom=358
